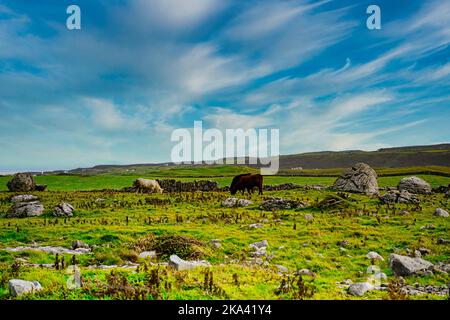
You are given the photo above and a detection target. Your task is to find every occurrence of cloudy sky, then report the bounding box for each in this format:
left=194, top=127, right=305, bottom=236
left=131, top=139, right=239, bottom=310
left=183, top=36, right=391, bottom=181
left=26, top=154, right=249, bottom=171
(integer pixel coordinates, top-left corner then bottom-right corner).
left=0, top=0, right=449, bottom=172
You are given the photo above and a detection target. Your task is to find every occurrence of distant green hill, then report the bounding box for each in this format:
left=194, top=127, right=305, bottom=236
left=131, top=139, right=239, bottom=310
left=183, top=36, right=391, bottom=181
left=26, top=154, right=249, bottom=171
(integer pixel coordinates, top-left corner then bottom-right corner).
left=276, top=143, right=450, bottom=170
left=34, top=143, right=450, bottom=176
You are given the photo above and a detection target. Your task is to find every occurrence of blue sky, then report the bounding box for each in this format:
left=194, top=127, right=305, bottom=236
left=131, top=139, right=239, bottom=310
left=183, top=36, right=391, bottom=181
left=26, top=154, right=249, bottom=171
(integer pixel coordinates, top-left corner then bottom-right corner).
left=0, top=0, right=449, bottom=172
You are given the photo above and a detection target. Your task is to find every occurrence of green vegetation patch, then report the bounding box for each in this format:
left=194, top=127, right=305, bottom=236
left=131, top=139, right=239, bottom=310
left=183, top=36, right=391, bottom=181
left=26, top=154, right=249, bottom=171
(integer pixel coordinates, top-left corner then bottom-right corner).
left=134, top=234, right=210, bottom=260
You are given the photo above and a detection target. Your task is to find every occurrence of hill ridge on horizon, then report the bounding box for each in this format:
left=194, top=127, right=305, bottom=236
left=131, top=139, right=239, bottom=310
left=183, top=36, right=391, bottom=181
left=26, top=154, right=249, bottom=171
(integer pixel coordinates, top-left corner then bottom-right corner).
left=16, top=143, right=446, bottom=175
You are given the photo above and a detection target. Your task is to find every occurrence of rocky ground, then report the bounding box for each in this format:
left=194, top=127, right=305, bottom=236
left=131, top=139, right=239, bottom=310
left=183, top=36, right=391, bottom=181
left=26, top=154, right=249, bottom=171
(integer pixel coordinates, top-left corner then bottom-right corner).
left=0, top=166, right=449, bottom=300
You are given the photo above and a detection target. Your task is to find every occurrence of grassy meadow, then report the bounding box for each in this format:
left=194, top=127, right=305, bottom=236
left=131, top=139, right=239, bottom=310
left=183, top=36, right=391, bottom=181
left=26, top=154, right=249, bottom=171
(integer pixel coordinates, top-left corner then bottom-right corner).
left=0, top=166, right=449, bottom=300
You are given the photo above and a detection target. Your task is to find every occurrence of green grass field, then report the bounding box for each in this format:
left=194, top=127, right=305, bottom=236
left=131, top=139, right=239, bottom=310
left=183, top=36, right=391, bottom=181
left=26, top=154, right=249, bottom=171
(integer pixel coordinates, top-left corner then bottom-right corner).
left=0, top=173, right=449, bottom=191
left=0, top=167, right=449, bottom=300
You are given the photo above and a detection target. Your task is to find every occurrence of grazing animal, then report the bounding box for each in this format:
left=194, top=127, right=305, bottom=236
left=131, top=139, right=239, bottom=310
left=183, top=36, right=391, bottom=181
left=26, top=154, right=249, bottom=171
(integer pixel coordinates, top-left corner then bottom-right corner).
left=133, top=178, right=164, bottom=194
left=230, top=173, right=263, bottom=195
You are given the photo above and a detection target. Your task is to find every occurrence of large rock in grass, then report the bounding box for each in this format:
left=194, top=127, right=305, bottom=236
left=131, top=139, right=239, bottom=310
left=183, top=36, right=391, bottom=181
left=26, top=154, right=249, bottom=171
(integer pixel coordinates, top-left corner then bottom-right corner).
left=434, top=208, right=449, bottom=218
left=138, top=251, right=156, bottom=259
left=389, top=254, right=434, bottom=276
left=10, top=194, right=39, bottom=203
left=379, top=190, right=420, bottom=204
left=397, top=176, right=431, bottom=194
left=250, top=240, right=269, bottom=250
left=8, top=279, right=42, bottom=297
left=332, top=163, right=378, bottom=195
left=7, top=201, right=44, bottom=218
left=366, top=251, right=384, bottom=261
left=222, top=198, right=252, bottom=208
left=72, top=240, right=90, bottom=250
left=168, top=254, right=210, bottom=271
left=7, top=173, right=36, bottom=192
left=53, top=202, right=74, bottom=217
left=348, top=282, right=374, bottom=296
left=259, top=197, right=307, bottom=211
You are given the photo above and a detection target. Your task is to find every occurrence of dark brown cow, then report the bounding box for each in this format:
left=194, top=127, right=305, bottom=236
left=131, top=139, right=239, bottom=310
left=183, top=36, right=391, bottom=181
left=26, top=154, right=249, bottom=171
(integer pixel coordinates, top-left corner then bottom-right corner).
left=230, top=173, right=263, bottom=195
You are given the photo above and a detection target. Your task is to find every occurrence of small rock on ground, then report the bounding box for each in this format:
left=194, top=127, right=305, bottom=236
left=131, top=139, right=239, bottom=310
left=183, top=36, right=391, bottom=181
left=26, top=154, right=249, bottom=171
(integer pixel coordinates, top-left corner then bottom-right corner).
left=8, top=279, right=42, bottom=297
left=168, top=255, right=210, bottom=271
left=366, top=251, right=384, bottom=261
left=348, top=282, right=374, bottom=296
left=434, top=208, right=449, bottom=218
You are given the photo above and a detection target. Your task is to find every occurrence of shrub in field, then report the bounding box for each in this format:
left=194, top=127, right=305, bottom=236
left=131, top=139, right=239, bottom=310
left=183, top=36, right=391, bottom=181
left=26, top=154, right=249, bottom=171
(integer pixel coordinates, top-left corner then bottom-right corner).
left=275, top=274, right=316, bottom=300
left=203, top=269, right=228, bottom=298
left=119, top=250, right=139, bottom=263
left=134, top=234, right=209, bottom=260
left=385, top=278, right=409, bottom=300
left=314, top=193, right=353, bottom=210
left=82, top=267, right=168, bottom=300
left=88, top=251, right=122, bottom=266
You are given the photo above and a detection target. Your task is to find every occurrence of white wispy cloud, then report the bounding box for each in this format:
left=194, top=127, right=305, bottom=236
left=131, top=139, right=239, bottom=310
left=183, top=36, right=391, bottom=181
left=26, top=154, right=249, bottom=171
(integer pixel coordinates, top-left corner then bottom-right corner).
left=86, top=98, right=147, bottom=131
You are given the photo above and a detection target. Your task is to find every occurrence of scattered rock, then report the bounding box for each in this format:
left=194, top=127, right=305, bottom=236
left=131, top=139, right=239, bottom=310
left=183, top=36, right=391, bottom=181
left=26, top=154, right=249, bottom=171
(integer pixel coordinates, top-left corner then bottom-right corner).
left=400, top=284, right=449, bottom=296
left=72, top=240, right=89, bottom=250
left=414, top=250, right=422, bottom=258
left=138, top=251, right=157, bottom=259
left=437, top=237, right=450, bottom=245
left=245, top=257, right=268, bottom=267
left=248, top=223, right=264, bottom=229
left=14, top=258, right=28, bottom=264
left=336, top=279, right=353, bottom=289
left=210, top=239, right=221, bottom=249
left=398, top=176, right=431, bottom=194
left=304, top=214, right=314, bottom=221
left=417, top=248, right=431, bottom=256
left=433, top=262, right=450, bottom=274
left=374, top=272, right=388, bottom=281
left=348, top=282, right=374, bottom=296
left=250, top=240, right=268, bottom=250
left=259, top=197, right=307, bottom=211
left=222, top=198, right=253, bottom=207
left=236, top=199, right=252, bottom=207
left=156, top=179, right=218, bottom=192
left=5, top=245, right=91, bottom=255
left=366, top=265, right=380, bottom=274
left=366, top=251, right=384, bottom=261
left=7, top=201, right=44, bottom=218
left=389, top=254, right=434, bottom=276
left=420, top=224, right=435, bottom=230
left=275, top=265, right=289, bottom=274
left=379, top=190, right=420, bottom=204
left=8, top=279, right=42, bottom=297
left=249, top=247, right=267, bottom=257
left=7, top=173, right=36, bottom=192
left=434, top=208, right=449, bottom=218
left=337, top=240, right=349, bottom=247
left=10, top=194, right=38, bottom=203
left=168, top=254, right=210, bottom=271
left=297, top=269, right=316, bottom=278
left=343, top=279, right=353, bottom=285
left=53, top=202, right=75, bottom=217
left=85, top=262, right=142, bottom=270
left=332, top=163, right=378, bottom=195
